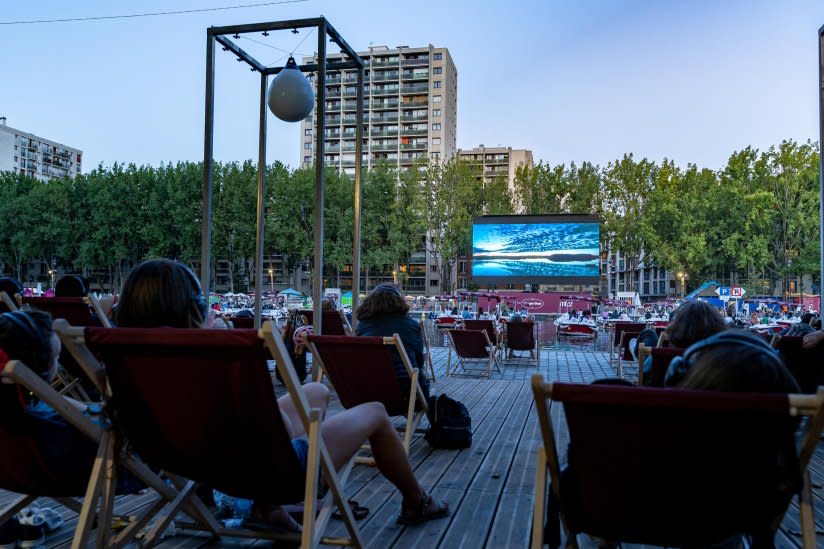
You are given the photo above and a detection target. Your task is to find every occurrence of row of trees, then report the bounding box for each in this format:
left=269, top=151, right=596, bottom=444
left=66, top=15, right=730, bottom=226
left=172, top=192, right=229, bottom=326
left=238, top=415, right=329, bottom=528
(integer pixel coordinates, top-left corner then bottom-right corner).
left=0, top=138, right=820, bottom=294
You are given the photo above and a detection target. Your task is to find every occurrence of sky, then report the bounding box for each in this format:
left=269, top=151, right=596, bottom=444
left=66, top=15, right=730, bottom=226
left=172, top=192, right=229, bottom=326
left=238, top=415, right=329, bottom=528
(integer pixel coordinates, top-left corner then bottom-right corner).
left=1, top=0, right=822, bottom=172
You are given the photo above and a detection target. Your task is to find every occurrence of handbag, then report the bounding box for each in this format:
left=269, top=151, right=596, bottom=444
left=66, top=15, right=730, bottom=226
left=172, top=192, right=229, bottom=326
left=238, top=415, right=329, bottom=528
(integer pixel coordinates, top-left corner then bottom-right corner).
left=425, top=394, right=472, bottom=449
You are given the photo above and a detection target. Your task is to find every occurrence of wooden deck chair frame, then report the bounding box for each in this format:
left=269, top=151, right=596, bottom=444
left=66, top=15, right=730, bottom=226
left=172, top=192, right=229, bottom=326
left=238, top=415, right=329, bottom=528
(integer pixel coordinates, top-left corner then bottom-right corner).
left=529, top=374, right=824, bottom=549
left=463, top=319, right=504, bottom=362
left=636, top=343, right=652, bottom=385
left=607, top=322, right=645, bottom=370
left=503, top=321, right=540, bottom=367
left=308, top=333, right=428, bottom=466
left=0, top=291, right=20, bottom=312
left=419, top=318, right=436, bottom=382
left=0, top=359, right=213, bottom=549
left=446, top=329, right=502, bottom=378
left=62, top=320, right=363, bottom=548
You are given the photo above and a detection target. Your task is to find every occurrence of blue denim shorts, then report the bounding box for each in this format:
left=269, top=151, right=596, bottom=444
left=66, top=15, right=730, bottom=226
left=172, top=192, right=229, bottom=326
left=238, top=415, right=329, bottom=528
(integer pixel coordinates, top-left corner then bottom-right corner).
left=291, top=437, right=309, bottom=470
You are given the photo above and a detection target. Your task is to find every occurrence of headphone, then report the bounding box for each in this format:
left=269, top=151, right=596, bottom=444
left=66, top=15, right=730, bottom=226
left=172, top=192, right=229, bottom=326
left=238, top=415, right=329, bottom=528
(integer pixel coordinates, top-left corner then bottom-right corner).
left=2, top=311, right=39, bottom=340
left=181, top=265, right=209, bottom=324
left=664, top=330, right=783, bottom=387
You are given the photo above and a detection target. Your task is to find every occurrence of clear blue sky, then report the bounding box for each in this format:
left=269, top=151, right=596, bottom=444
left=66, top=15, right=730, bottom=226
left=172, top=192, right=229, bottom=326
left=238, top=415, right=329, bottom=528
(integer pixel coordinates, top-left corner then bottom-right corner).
left=1, top=0, right=822, bottom=171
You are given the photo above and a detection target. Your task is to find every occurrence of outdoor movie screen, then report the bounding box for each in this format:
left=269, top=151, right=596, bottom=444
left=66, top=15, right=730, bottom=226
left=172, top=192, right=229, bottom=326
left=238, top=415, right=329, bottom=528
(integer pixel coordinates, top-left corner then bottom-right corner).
left=471, top=215, right=600, bottom=284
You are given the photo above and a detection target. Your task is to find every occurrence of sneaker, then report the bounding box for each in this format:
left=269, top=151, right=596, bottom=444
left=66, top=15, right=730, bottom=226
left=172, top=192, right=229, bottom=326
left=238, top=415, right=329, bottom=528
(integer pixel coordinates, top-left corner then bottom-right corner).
left=16, top=512, right=45, bottom=549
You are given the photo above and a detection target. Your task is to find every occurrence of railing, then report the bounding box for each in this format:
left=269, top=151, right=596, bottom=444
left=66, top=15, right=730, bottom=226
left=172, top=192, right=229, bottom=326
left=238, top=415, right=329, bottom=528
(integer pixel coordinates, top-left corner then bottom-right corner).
left=401, top=84, right=429, bottom=94
left=371, top=115, right=399, bottom=124
left=401, top=114, right=428, bottom=121
left=371, top=72, right=400, bottom=82
left=401, top=143, right=428, bottom=150
left=370, top=128, right=399, bottom=137
left=400, top=100, right=428, bottom=108
left=370, top=143, right=398, bottom=151
left=401, top=129, right=428, bottom=137
left=401, top=58, right=428, bottom=66
left=371, top=58, right=399, bottom=66
left=371, top=100, right=399, bottom=109
left=372, top=87, right=399, bottom=96
left=402, top=71, right=429, bottom=80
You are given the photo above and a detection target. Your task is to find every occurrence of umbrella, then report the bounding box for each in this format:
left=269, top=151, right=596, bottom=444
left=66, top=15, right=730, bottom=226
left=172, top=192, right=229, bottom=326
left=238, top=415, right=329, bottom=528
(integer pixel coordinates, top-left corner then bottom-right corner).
left=279, top=288, right=303, bottom=297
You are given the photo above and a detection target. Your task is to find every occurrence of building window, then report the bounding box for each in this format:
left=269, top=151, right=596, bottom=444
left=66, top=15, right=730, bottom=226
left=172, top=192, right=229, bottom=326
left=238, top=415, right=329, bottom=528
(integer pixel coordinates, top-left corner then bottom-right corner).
left=432, top=123, right=441, bottom=131
left=433, top=109, right=441, bottom=117
left=304, top=142, right=312, bottom=149
left=433, top=95, right=442, bottom=103
left=304, top=156, right=312, bottom=163
left=432, top=152, right=440, bottom=160
left=304, top=128, right=312, bottom=135
left=433, top=81, right=442, bottom=89
left=429, top=279, right=439, bottom=287
left=433, top=67, right=442, bottom=75
left=433, top=52, right=442, bottom=60
left=432, top=138, right=441, bottom=145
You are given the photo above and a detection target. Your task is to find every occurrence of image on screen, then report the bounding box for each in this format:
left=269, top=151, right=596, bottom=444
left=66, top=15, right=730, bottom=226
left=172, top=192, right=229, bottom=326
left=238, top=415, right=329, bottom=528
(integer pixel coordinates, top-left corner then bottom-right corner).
left=471, top=218, right=599, bottom=282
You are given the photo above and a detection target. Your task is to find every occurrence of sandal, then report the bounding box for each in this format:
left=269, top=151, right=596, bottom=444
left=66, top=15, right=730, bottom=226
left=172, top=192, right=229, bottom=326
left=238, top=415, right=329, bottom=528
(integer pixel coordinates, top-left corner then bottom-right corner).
left=396, top=494, right=449, bottom=526
left=332, top=500, right=369, bottom=521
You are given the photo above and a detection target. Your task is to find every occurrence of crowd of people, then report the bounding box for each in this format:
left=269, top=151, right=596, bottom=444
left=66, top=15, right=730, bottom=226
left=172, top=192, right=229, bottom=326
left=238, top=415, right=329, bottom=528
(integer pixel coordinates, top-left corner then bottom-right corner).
left=2, top=262, right=824, bottom=544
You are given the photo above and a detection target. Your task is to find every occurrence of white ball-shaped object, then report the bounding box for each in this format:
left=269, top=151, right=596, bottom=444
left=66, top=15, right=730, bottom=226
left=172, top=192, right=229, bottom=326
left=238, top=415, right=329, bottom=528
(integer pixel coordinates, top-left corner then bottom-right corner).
left=267, top=57, right=314, bottom=122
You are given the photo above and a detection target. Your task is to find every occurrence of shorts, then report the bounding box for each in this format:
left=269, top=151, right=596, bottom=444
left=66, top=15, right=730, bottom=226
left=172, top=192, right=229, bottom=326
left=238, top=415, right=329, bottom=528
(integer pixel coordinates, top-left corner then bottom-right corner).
left=291, top=437, right=309, bottom=470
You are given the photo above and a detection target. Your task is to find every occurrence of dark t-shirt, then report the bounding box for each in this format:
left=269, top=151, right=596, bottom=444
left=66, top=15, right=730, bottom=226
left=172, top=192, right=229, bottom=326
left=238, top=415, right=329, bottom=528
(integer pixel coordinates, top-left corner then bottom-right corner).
left=355, top=313, right=430, bottom=399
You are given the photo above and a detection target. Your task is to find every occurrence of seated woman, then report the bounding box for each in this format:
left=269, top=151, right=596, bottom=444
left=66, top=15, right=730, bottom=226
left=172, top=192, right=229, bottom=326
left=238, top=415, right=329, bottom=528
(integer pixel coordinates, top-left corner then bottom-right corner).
left=54, top=275, right=89, bottom=297
left=640, top=300, right=727, bottom=386
left=114, top=259, right=447, bottom=529
left=0, top=310, right=142, bottom=494
left=354, top=283, right=430, bottom=399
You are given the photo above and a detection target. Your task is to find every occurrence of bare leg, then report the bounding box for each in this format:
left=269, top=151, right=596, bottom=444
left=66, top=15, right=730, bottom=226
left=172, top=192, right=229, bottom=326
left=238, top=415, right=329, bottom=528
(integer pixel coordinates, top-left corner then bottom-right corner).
left=321, top=402, right=424, bottom=503
left=278, top=382, right=330, bottom=439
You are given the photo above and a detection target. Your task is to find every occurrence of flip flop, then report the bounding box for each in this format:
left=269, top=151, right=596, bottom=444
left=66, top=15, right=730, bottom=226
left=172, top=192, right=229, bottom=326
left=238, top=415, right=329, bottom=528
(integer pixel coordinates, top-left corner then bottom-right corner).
left=332, top=500, right=369, bottom=521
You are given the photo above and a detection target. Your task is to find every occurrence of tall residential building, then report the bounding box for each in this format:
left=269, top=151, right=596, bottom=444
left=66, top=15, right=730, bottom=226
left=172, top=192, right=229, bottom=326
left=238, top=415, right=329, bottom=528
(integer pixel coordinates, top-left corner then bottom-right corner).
left=0, top=118, right=82, bottom=182
left=300, top=45, right=457, bottom=174
left=457, top=145, right=533, bottom=192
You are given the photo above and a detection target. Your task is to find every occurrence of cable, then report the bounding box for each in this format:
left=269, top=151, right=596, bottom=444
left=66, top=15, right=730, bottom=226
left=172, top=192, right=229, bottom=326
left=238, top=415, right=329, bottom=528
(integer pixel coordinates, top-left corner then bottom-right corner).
left=0, top=0, right=308, bottom=26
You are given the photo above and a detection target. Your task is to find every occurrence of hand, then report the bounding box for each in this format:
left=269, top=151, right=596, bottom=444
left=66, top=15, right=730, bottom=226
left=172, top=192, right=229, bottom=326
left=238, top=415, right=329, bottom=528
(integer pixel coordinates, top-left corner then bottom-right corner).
left=802, top=330, right=824, bottom=350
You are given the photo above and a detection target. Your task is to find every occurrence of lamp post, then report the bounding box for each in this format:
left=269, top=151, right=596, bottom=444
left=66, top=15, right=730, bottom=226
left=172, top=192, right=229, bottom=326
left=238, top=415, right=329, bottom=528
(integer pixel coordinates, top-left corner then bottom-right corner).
left=268, top=268, right=274, bottom=294
left=48, top=269, right=55, bottom=290
left=678, top=272, right=686, bottom=300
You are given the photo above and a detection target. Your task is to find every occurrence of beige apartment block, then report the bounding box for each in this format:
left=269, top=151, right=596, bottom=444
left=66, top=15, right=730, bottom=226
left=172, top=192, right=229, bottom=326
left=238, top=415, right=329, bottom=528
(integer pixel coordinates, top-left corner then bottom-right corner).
left=300, top=45, right=457, bottom=175
left=0, top=118, right=82, bottom=182
left=458, top=145, right=533, bottom=195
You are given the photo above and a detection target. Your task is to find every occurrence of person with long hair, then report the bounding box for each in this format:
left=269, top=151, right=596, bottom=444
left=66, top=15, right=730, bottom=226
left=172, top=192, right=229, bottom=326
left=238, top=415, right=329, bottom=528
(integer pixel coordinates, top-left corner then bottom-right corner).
left=355, top=283, right=429, bottom=399
left=115, top=260, right=448, bottom=529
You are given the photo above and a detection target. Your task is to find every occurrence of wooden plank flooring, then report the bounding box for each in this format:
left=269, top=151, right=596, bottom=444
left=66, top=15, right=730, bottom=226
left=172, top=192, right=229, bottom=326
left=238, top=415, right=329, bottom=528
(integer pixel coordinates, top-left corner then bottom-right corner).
left=3, top=341, right=823, bottom=548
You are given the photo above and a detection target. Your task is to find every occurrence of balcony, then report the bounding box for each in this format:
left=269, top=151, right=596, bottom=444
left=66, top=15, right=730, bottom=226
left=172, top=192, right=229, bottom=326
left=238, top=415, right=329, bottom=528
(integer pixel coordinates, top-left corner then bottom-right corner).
left=370, top=128, right=399, bottom=137
left=371, top=114, right=399, bottom=124
left=401, top=57, right=428, bottom=66
left=371, top=100, right=399, bottom=110
left=401, top=83, right=429, bottom=94
left=400, top=99, right=428, bottom=108
left=325, top=115, right=342, bottom=125
left=326, top=76, right=342, bottom=85
left=401, top=113, right=428, bottom=121
left=342, top=101, right=364, bottom=111
left=342, top=88, right=359, bottom=97
left=372, top=71, right=399, bottom=82
left=372, top=86, right=399, bottom=96
left=401, top=128, right=428, bottom=137
left=370, top=142, right=398, bottom=151
left=401, top=142, right=428, bottom=150
left=371, top=58, right=399, bottom=66
left=402, top=71, right=429, bottom=80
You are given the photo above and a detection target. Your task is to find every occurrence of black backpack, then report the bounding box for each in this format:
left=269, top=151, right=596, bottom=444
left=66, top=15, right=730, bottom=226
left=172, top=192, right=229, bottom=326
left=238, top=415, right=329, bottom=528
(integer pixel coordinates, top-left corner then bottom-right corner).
left=425, top=394, right=472, bottom=449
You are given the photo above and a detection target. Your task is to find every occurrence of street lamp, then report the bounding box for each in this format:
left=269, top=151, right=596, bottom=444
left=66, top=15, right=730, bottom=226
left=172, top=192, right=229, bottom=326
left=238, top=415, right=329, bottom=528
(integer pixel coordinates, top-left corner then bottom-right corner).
left=678, top=272, right=687, bottom=300
left=48, top=269, right=55, bottom=290
left=268, top=268, right=274, bottom=294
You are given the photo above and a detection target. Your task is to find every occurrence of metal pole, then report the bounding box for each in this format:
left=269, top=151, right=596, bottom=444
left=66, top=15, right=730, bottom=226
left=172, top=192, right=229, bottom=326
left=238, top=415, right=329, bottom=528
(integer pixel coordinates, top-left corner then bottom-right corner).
left=253, top=72, right=268, bottom=328
left=312, top=19, right=327, bottom=356
left=818, top=25, right=824, bottom=315
left=351, top=64, right=364, bottom=328
left=201, top=31, right=216, bottom=294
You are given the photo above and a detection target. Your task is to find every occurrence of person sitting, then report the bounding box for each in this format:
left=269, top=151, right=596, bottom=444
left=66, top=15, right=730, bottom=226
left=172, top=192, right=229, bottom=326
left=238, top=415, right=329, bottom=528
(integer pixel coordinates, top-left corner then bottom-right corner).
left=461, top=306, right=474, bottom=320
left=354, top=283, right=430, bottom=400
left=639, top=301, right=727, bottom=386
left=0, top=276, right=23, bottom=310
left=114, top=260, right=447, bottom=529
left=54, top=275, right=89, bottom=298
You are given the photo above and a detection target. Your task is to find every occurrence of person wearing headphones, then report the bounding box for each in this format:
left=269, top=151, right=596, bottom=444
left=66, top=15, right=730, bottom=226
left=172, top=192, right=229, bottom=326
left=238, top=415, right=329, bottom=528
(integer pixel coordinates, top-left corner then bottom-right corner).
left=114, top=260, right=448, bottom=531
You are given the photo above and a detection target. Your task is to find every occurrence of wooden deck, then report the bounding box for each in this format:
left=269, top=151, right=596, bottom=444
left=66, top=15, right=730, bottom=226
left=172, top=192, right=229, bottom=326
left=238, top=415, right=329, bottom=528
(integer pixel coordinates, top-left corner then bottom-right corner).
left=3, top=344, right=823, bottom=548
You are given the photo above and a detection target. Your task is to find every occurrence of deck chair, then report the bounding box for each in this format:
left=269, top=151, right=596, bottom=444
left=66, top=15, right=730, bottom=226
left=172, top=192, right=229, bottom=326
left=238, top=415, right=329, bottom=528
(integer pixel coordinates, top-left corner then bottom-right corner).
left=530, top=376, right=824, bottom=549
left=0, top=291, right=19, bottom=312
left=463, top=320, right=503, bottom=360
left=299, top=309, right=353, bottom=335
left=446, top=329, right=501, bottom=378
left=229, top=313, right=254, bottom=329
left=773, top=335, right=824, bottom=394
left=615, top=329, right=642, bottom=379
left=308, top=334, right=428, bottom=465
left=608, top=322, right=645, bottom=369
left=505, top=321, right=540, bottom=366
left=419, top=318, right=436, bottom=381
left=0, top=357, right=191, bottom=549
left=23, top=296, right=112, bottom=402
left=84, top=323, right=363, bottom=549
left=636, top=345, right=685, bottom=386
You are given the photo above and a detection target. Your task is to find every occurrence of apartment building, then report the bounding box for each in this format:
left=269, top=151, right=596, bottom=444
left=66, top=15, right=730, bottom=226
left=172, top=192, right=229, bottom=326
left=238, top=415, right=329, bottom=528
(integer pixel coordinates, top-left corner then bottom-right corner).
left=300, top=45, right=457, bottom=175
left=0, top=118, right=82, bottom=182
left=457, top=145, right=533, bottom=192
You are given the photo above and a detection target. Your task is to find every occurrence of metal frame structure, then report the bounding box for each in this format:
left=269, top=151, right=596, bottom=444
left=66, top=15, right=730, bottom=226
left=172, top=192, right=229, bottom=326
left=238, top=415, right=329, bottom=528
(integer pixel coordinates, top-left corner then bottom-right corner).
left=818, top=24, right=824, bottom=315
left=201, top=17, right=365, bottom=339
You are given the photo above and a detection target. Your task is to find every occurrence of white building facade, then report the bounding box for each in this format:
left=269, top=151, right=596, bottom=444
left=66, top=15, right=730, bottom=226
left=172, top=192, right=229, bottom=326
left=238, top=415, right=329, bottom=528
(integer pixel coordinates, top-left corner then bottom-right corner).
left=0, top=118, right=82, bottom=182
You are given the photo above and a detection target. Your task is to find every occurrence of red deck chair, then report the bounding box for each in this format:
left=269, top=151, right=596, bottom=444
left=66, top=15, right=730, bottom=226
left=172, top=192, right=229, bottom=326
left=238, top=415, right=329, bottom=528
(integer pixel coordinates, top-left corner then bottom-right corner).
left=229, top=314, right=254, bottom=329
left=463, top=319, right=503, bottom=360
left=85, top=323, right=363, bottom=548
left=530, top=376, right=824, bottom=549
left=308, top=334, right=428, bottom=464
left=299, top=309, right=352, bottom=335
left=446, top=329, right=501, bottom=378
left=636, top=345, right=685, bottom=387
left=23, top=296, right=111, bottom=401
left=608, top=322, right=645, bottom=371
left=505, top=321, right=540, bottom=366
left=0, top=357, right=185, bottom=549
left=773, top=335, right=824, bottom=394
